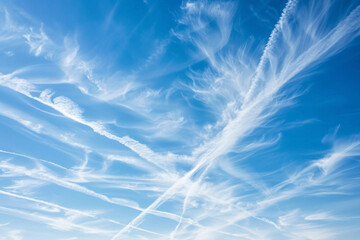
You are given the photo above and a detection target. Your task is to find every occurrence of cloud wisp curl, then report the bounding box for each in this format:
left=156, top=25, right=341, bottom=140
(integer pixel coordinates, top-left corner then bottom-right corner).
left=0, top=0, right=359, bottom=239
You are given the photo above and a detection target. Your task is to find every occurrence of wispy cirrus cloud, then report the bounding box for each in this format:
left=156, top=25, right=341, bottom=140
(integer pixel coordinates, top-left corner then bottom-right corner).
left=0, top=0, right=359, bottom=239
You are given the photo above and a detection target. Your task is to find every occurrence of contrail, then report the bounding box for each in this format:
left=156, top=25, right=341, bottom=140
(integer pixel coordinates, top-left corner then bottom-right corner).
left=243, top=0, right=298, bottom=107
left=0, top=189, right=94, bottom=217
left=110, top=1, right=299, bottom=239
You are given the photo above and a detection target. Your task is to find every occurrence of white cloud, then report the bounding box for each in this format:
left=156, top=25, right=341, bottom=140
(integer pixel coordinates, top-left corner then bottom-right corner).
left=23, top=26, right=50, bottom=57
left=304, top=212, right=338, bottom=221
left=0, top=1, right=359, bottom=239
left=0, top=230, right=23, bottom=240
left=4, top=50, right=14, bottom=56
left=0, top=73, right=35, bottom=96
left=111, top=1, right=360, bottom=238
left=0, top=206, right=112, bottom=235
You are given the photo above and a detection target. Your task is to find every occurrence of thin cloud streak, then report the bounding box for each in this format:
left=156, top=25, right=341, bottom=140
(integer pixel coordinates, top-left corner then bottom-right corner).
left=111, top=0, right=360, bottom=238
left=0, top=0, right=359, bottom=239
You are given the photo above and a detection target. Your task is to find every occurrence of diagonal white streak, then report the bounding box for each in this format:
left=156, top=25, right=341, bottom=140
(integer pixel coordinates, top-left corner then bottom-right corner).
left=0, top=161, right=198, bottom=225
left=0, top=149, right=68, bottom=170
left=110, top=1, right=301, bottom=238
left=0, top=73, right=186, bottom=174
left=0, top=189, right=94, bottom=217
left=0, top=189, right=165, bottom=237
left=242, top=0, right=298, bottom=107
left=1, top=1, right=360, bottom=239
left=110, top=0, right=360, bottom=238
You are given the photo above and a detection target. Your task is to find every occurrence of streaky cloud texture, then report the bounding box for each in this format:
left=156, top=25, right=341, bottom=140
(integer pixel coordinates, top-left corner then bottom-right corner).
left=0, top=0, right=360, bottom=239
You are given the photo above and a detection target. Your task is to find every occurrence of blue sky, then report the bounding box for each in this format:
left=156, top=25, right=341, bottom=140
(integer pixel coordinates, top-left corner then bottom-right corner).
left=0, top=0, right=360, bottom=239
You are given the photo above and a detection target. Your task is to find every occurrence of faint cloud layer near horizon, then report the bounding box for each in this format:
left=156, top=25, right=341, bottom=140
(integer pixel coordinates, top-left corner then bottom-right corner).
left=0, top=0, right=360, bottom=239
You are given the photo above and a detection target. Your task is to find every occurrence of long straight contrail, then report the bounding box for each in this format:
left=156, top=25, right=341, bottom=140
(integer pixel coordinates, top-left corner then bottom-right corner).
left=0, top=189, right=94, bottom=217
left=110, top=1, right=299, bottom=239
left=243, top=0, right=298, bottom=107
left=1, top=1, right=359, bottom=239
